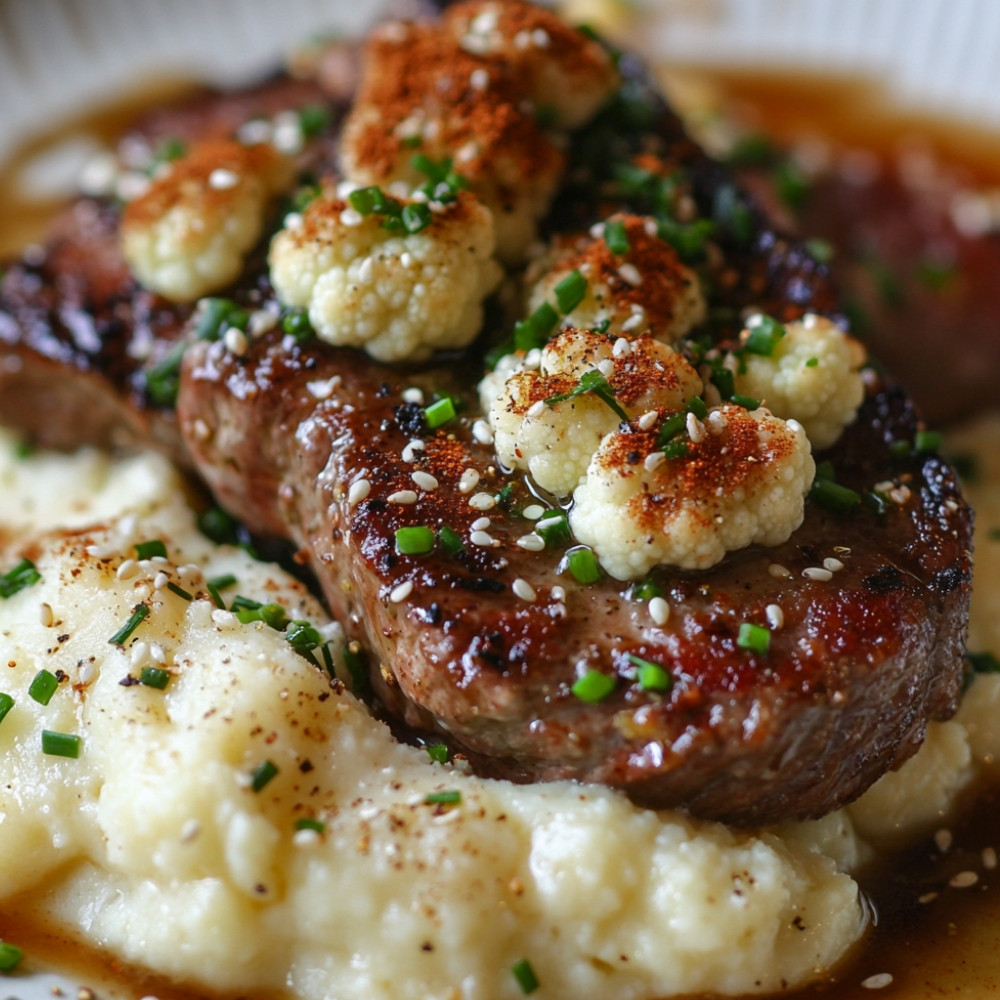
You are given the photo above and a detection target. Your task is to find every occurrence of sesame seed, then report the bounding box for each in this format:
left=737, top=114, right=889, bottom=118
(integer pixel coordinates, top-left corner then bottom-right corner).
left=612, top=337, right=632, bottom=357
left=472, top=419, right=494, bottom=445
left=686, top=412, right=706, bottom=444
left=131, top=642, right=150, bottom=667
left=935, top=828, right=953, bottom=852
left=348, top=479, right=371, bottom=505
left=621, top=312, right=644, bottom=332
left=180, top=819, right=202, bottom=843
left=918, top=891, right=938, bottom=904
left=589, top=222, right=606, bottom=238
left=513, top=578, right=537, bottom=602
left=516, top=533, right=545, bottom=552
left=471, top=517, right=492, bottom=532
left=153, top=571, right=169, bottom=591
left=949, top=870, right=978, bottom=888
left=459, top=469, right=481, bottom=493
left=340, top=207, right=364, bottom=227
left=400, top=251, right=415, bottom=269
left=192, top=419, right=211, bottom=442
left=597, top=359, right=615, bottom=377
left=390, top=581, right=414, bottom=603
left=531, top=27, right=551, bottom=47
left=644, top=218, right=659, bottom=237
left=78, top=659, right=97, bottom=686
left=40, top=602, right=54, bottom=628
left=208, top=167, right=240, bottom=190
left=889, top=485, right=912, bottom=504
left=307, top=376, right=341, bottom=400
left=551, top=586, right=566, bottom=602
left=861, top=973, right=893, bottom=990
left=522, top=348, right=542, bottom=371
left=649, top=596, right=670, bottom=626
left=618, top=262, right=643, bottom=286
left=469, top=492, right=497, bottom=511
left=238, top=119, right=273, bottom=144
left=470, top=530, right=496, bottom=548
left=248, top=309, right=278, bottom=337
left=803, top=567, right=834, bottom=582
left=706, top=411, right=728, bottom=435
left=523, top=504, right=545, bottom=520
left=644, top=451, right=666, bottom=472
left=283, top=212, right=304, bottom=231
left=984, top=847, right=998, bottom=870
left=765, top=604, right=784, bottom=630
left=638, top=411, right=658, bottom=431
left=388, top=490, right=418, bottom=504
left=401, top=439, right=426, bottom=462
left=769, top=563, right=792, bottom=579
left=293, top=828, right=321, bottom=848
left=411, top=471, right=439, bottom=491
left=401, top=387, right=424, bottom=405
left=526, top=400, right=547, bottom=419
left=470, top=68, right=490, bottom=90
left=823, top=557, right=845, bottom=572
left=117, top=559, right=139, bottom=581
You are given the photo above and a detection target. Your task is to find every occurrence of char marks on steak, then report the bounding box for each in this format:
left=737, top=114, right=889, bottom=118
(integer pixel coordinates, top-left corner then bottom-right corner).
left=0, top=5, right=973, bottom=825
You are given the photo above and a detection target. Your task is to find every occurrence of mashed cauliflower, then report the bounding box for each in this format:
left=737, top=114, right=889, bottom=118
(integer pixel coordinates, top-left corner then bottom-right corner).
left=269, top=188, right=502, bottom=362
left=0, top=421, right=999, bottom=1000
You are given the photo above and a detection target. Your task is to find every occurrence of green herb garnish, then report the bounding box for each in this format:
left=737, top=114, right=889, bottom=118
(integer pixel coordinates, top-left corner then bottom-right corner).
left=0, top=557, right=41, bottom=599
left=108, top=604, right=149, bottom=646
left=28, top=669, right=59, bottom=706
left=42, top=730, right=81, bottom=758
left=736, top=622, right=771, bottom=655
left=571, top=669, right=616, bottom=702
left=544, top=369, right=628, bottom=422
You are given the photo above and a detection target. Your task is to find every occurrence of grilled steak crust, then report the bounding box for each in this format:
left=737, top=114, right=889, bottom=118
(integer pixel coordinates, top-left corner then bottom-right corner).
left=0, top=8, right=974, bottom=824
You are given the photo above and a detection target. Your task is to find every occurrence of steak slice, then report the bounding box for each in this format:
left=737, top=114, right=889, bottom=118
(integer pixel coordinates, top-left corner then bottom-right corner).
left=179, top=331, right=970, bottom=825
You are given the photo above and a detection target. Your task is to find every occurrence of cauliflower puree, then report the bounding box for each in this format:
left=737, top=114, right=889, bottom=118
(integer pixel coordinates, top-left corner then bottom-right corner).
left=0, top=420, right=997, bottom=999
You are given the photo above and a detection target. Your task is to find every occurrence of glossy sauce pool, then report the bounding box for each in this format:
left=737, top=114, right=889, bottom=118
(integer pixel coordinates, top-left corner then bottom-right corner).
left=2, top=69, right=1000, bottom=1000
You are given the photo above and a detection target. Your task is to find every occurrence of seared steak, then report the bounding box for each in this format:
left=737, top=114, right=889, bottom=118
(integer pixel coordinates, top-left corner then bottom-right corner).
left=0, top=4, right=973, bottom=825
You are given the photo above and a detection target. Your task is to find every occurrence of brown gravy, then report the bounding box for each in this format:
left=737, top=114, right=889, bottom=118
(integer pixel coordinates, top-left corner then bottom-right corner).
left=2, top=67, right=1000, bottom=1000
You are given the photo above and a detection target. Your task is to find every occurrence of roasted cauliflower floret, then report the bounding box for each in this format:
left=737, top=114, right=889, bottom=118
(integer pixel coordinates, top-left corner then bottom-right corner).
left=527, top=214, right=706, bottom=341
left=269, top=188, right=502, bottom=363
left=339, top=4, right=617, bottom=263
left=570, top=404, right=814, bottom=579
left=444, top=1, right=618, bottom=128
left=121, top=140, right=292, bottom=303
left=483, top=328, right=702, bottom=497
left=732, top=313, right=867, bottom=450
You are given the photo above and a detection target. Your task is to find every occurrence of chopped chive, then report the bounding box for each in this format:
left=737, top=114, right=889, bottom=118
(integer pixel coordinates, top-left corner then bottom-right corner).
left=343, top=642, right=370, bottom=694
left=259, top=603, right=290, bottom=630
left=916, top=259, right=958, bottom=291
left=166, top=581, right=193, bottom=601
left=295, top=817, right=326, bottom=834
left=966, top=651, right=1000, bottom=675
left=298, top=103, right=332, bottom=138
left=28, top=669, right=59, bottom=706
left=627, top=654, right=672, bottom=693
left=730, top=393, right=761, bottom=410
left=513, top=302, right=560, bottom=352
left=604, top=218, right=630, bottom=255
left=811, top=478, right=861, bottom=514
left=424, top=789, right=461, bottom=805
left=0, top=557, right=41, bottom=599
left=572, top=669, right=616, bottom=702
left=108, top=604, right=149, bottom=646
left=206, top=582, right=227, bottom=610
left=544, top=369, right=629, bottom=422
left=805, top=238, right=835, bottom=264
left=889, top=439, right=911, bottom=458
left=198, top=506, right=239, bottom=545
left=512, top=958, right=540, bottom=995
left=713, top=183, right=752, bottom=244
left=710, top=364, right=735, bottom=400
left=194, top=297, right=247, bottom=340
left=686, top=395, right=708, bottom=420
left=805, top=357, right=819, bottom=368
left=402, top=202, right=433, bottom=234
left=737, top=622, right=771, bottom=655
left=773, top=159, right=811, bottom=211
left=535, top=512, right=571, bottom=548
left=554, top=269, right=587, bottom=314
left=438, top=525, right=466, bottom=556
left=207, top=573, right=238, bottom=592
left=0, top=941, right=23, bottom=972
left=282, top=308, right=314, bottom=341
left=134, top=539, right=168, bottom=561
left=291, top=183, right=321, bottom=213
left=864, top=490, right=891, bottom=516
left=426, top=744, right=449, bottom=764
left=0, top=693, right=15, bottom=726
left=425, top=396, right=456, bottom=429
left=250, top=760, right=279, bottom=793
left=395, top=526, right=436, bottom=555
left=566, top=546, right=602, bottom=584
left=628, top=579, right=662, bottom=601
left=725, top=131, right=774, bottom=167
left=914, top=430, right=942, bottom=452
left=662, top=438, right=689, bottom=460
left=286, top=620, right=324, bottom=665
left=232, top=596, right=267, bottom=622
left=743, top=315, right=787, bottom=356
left=42, top=729, right=81, bottom=758
left=139, top=666, right=171, bottom=690
left=230, top=596, right=262, bottom=615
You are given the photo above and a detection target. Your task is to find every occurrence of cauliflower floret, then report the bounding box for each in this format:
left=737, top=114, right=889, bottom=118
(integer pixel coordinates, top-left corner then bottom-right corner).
left=483, top=328, right=702, bottom=496
left=121, top=140, right=293, bottom=303
left=339, top=5, right=616, bottom=263
left=269, top=189, right=502, bottom=363
left=527, top=214, right=706, bottom=342
left=570, top=404, right=814, bottom=579
left=732, top=313, right=867, bottom=450
left=443, top=1, right=619, bottom=128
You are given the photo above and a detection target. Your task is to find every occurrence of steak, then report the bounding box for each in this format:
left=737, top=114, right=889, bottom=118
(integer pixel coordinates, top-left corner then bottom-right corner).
left=0, top=3, right=974, bottom=825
